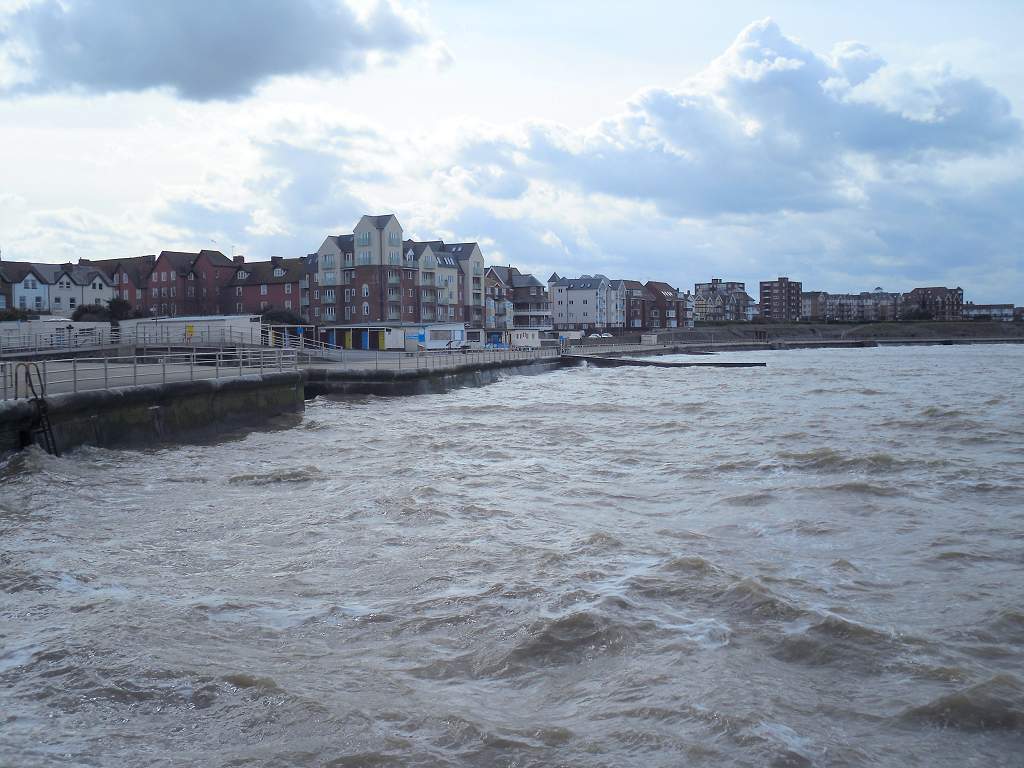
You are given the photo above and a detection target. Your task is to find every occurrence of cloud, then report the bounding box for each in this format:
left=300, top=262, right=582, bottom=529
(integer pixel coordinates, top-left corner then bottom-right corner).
left=419, top=19, right=1022, bottom=301
left=0, top=0, right=427, bottom=100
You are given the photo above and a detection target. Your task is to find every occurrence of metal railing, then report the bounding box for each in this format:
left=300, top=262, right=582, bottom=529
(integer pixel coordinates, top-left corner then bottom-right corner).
left=1, top=349, right=297, bottom=400
left=307, top=347, right=561, bottom=372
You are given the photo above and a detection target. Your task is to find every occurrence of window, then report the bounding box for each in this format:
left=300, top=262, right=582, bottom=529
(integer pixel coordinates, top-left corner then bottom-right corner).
left=583, top=299, right=588, bottom=305
left=284, top=300, right=292, bottom=310
left=284, top=283, right=292, bottom=294
left=136, top=289, right=142, bottom=300
left=170, top=271, right=176, bottom=280
left=188, top=273, right=195, bottom=280
left=260, top=284, right=268, bottom=295
left=170, top=287, right=175, bottom=297
left=160, top=287, right=167, bottom=297
left=235, top=286, right=243, bottom=296
left=322, top=254, right=334, bottom=265
left=186, top=286, right=195, bottom=297
left=362, top=302, right=369, bottom=316
left=161, top=272, right=166, bottom=282
left=388, top=250, right=400, bottom=265
left=260, top=301, right=268, bottom=310
left=113, top=273, right=120, bottom=285
left=53, top=297, right=61, bottom=305
left=236, top=303, right=243, bottom=313
left=273, top=268, right=285, bottom=277
left=324, top=271, right=336, bottom=284
left=238, top=270, right=248, bottom=279
left=358, top=251, right=371, bottom=265
left=361, top=284, right=369, bottom=298
left=324, top=289, right=335, bottom=302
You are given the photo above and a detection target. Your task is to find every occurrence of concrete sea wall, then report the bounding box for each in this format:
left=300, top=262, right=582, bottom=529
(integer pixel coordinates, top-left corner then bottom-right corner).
left=0, top=372, right=304, bottom=454
left=305, top=358, right=563, bottom=397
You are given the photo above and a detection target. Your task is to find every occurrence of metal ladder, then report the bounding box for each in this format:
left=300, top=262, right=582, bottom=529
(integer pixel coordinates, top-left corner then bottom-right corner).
left=16, top=362, right=61, bottom=457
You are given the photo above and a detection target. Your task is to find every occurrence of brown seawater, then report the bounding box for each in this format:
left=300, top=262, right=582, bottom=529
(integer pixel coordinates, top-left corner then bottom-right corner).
left=2, top=344, right=1023, bottom=766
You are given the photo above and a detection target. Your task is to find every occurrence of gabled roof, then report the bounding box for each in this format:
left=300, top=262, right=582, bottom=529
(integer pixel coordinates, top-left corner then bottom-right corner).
left=487, top=265, right=510, bottom=284
left=34, top=263, right=112, bottom=287
left=359, top=214, right=398, bottom=230
left=0, top=261, right=50, bottom=284
left=547, top=272, right=560, bottom=283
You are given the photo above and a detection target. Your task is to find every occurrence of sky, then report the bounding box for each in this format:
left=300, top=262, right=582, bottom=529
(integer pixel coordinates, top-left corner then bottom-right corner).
left=0, top=0, right=1022, bottom=303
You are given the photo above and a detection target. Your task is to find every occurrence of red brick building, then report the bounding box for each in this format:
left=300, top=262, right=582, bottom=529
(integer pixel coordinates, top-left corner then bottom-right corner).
left=759, top=276, right=803, bottom=322
left=901, top=286, right=963, bottom=321
left=223, top=256, right=306, bottom=315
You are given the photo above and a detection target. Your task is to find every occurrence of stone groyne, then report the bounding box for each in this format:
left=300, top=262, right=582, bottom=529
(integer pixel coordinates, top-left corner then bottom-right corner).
left=304, top=357, right=562, bottom=397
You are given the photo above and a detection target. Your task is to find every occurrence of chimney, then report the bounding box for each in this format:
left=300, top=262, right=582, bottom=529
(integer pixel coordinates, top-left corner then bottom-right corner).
left=270, top=256, right=282, bottom=266
left=143, top=254, right=156, bottom=264
left=233, top=255, right=245, bottom=265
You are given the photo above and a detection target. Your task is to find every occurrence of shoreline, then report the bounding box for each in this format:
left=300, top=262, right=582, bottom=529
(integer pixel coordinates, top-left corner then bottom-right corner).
left=2, top=338, right=1019, bottom=456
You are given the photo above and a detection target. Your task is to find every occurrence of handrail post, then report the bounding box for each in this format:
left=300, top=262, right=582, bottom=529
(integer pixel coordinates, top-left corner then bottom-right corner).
left=133, top=356, right=138, bottom=386
left=104, top=357, right=109, bottom=389
left=72, top=358, right=78, bottom=393
left=190, top=350, right=195, bottom=381
left=162, top=356, right=167, bottom=385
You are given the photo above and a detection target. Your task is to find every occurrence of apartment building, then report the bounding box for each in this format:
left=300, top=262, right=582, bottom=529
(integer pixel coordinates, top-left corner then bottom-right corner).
left=487, top=266, right=551, bottom=329
left=548, top=273, right=610, bottom=330
left=313, top=215, right=485, bottom=329
left=902, top=286, right=964, bottom=321
left=759, top=277, right=803, bottom=322
left=962, top=302, right=1014, bottom=321
left=693, top=278, right=753, bottom=321
left=801, top=288, right=902, bottom=322
left=618, top=280, right=652, bottom=330
left=484, top=266, right=514, bottom=330
left=224, top=256, right=307, bottom=315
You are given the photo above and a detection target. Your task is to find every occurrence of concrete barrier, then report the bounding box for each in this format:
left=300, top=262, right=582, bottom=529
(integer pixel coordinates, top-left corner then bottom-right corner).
left=0, top=372, right=304, bottom=454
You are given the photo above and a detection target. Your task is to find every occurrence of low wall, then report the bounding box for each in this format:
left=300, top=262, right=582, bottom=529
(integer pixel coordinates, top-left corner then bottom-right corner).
left=305, top=358, right=562, bottom=397
left=0, top=372, right=304, bottom=454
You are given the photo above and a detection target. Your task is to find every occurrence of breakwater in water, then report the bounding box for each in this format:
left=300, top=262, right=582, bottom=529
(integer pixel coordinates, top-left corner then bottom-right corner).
left=2, top=344, right=1023, bottom=766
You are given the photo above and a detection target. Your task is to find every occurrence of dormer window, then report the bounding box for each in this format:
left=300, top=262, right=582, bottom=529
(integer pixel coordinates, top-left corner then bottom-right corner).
left=238, top=270, right=248, bottom=279
left=273, top=268, right=285, bottom=277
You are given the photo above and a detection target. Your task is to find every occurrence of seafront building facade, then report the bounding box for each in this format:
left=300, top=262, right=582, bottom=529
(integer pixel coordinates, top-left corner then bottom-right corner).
left=694, top=279, right=754, bottom=322
left=1, top=219, right=1017, bottom=333
left=759, top=277, right=803, bottom=322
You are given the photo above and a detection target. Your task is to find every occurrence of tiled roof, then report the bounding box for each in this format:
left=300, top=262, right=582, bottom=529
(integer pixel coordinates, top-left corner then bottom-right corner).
left=228, top=258, right=306, bottom=286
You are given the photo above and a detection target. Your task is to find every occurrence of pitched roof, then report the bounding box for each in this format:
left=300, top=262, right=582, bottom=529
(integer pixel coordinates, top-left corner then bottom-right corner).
left=0, top=261, right=50, bottom=284
left=361, top=214, right=398, bottom=230
left=325, top=234, right=354, bottom=252
left=551, top=274, right=609, bottom=289
left=78, top=255, right=157, bottom=285
left=443, top=242, right=479, bottom=260
left=228, top=258, right=306, bottom=286
left=33, top=263, right=111, bottom=286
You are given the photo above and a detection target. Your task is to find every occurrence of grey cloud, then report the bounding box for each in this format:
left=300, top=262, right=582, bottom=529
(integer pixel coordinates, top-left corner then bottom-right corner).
left=0, top=0, right=425, bottom=100
left=465, top=19, right=1020, bottom=220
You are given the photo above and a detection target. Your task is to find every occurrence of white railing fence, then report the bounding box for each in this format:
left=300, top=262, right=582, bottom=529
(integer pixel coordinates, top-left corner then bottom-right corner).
left=1, top=349, right=298, bottom=401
